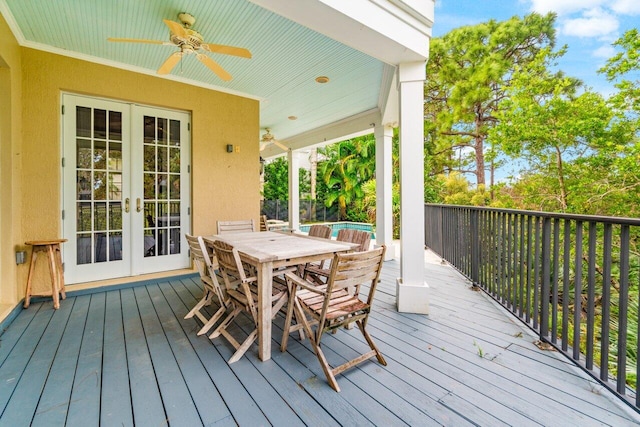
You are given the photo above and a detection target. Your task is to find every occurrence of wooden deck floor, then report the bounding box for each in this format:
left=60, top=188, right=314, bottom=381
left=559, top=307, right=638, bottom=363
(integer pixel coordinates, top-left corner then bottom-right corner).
left=0, top=250, right=638, bottom=426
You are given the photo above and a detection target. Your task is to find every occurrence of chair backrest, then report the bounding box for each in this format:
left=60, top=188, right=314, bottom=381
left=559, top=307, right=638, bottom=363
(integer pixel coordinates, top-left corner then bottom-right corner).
left=211, top=240, right=258, bottom=316
left=307, top=224, right=332, bottom=239
left=186, top=234, right=225, bottom=303
left=185, top=234, right=214, bottom=277
left=336, top=228, right=371, bottom=252
left=217, top=219, right=256, bottom=234
left=326, top=245, right=385, bottom=308
left=259, top=215, right=268, bottom=232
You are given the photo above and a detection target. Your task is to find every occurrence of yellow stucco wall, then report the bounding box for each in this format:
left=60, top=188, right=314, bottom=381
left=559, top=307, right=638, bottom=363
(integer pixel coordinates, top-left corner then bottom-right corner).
left=0, top=12, right=23, bottom=311
left=0, top=35, right=260, bottom=313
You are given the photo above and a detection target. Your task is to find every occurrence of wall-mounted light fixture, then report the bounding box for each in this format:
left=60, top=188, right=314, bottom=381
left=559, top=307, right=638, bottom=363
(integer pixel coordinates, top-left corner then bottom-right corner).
left=226, top=144, right=234, bottom=153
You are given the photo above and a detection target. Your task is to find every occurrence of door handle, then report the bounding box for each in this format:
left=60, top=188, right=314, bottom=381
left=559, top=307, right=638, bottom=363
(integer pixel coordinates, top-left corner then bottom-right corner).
left=124, top=198, right=130, bottom=213
left=136, top=198, right=142, bottom=213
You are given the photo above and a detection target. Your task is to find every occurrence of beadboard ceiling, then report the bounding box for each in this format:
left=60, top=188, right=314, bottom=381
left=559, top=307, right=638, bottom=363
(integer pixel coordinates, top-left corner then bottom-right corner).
left=1, top=0, right=397, bottom=154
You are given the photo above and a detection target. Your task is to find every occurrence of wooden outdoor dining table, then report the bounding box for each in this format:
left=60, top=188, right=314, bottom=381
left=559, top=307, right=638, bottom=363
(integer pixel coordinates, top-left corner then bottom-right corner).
left=203, top=230, right=358, bottom=361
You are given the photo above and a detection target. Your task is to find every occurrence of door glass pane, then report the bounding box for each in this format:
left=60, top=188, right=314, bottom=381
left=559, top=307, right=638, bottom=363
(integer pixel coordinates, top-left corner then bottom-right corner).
left=109, top=111, right=122, bottom=141
left=77, top=139, right=92, bottom=168
left=77, top=233, right=91, bottom=264
left=169, top=174, right=180, bottom=199
left=94, top=171, right=107, bottom=200
left=94, top=109, right=107, bottom=139
left=144, top=116, right=155, bottom=143
left=170, top=120, right=180, bottom=146
left=109, top=173, right=122, bottom=200
left=169, top=148, right=180, bottom=172
left=158, top=146, right=168, bottom=172
left=94, top=141, right=107, bottom=169
left=109, top=143, right=122, bottom=171
left=110, top=232, right=123, bottom=261
left=144, top=145, right=155, bottom=171
left=77, top=107, right=91, bottom=138
left=75, top=105, right=124, bottom=264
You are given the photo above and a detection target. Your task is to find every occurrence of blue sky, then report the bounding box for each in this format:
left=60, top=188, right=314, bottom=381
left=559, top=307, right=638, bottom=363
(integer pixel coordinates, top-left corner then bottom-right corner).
left=432, top=0, right=640, bottom=95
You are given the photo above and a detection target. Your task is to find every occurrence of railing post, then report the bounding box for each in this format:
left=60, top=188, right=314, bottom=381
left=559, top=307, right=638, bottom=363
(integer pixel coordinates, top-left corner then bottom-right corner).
left=540, top=217, right=551, bottom=340
left=471, top=209, right=480, bottom=287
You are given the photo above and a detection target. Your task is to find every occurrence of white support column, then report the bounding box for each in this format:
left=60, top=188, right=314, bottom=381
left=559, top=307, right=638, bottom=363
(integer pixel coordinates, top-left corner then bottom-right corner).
left=396, top=61, right=429, bottom=314
left=375, top=124, right=395, bottom=260
left=287, top=149, right=300, bottom=232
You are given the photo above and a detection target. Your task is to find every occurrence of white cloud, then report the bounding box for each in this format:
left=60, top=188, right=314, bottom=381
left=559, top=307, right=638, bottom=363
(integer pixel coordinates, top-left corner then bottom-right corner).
left=592, top=45, right=616, bottom=59
left=611, top=0, right=640, bottom=15
left=560, top=8, right=619, bottom=38
left=530, top=0, right=606, bottom=16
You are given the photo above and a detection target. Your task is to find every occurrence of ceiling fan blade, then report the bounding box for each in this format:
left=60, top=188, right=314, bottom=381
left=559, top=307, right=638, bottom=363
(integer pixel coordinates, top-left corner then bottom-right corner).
left=201, top=43, right=252, bottom=59
left=163, top=19, right=187, bottom=38
left=260, top=142, right=268, bottom=151
left=157, top=51, right=182, bottom=75
left=196, top=53, right=232, bottom=81
left=108, top=37, right=168, bottom=45
left=273, top=140, right=289, bottom=151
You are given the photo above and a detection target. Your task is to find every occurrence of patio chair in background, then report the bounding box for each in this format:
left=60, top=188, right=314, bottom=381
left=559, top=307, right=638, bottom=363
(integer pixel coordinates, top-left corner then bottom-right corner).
left=303, top=228, right=371, bottom=285
left=217, top=219, right=256, bottom=234
left=281, top=246, right=387, bottom=392
left=307, top=224, right=332, bottom=239
left=259, top=215, right=268, bottom=232
left=184, top=234, right=231, bottom=335
left=209, top=240, right=289, bottom=363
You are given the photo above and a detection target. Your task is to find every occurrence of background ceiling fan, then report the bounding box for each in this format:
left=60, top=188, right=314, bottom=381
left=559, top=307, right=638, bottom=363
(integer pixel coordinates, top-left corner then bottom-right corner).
left=260, top=129, right=289, bottom=152
left=108, top=12, right=251, bottom=81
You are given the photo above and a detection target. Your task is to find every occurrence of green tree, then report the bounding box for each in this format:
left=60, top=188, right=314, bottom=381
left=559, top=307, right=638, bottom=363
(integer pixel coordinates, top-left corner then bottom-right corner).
left=318, top=135, right=375, bottom=220
left=424, top=13, right=557, bottom=188
left=599, top=28, right=640, bottom=122
left=262, top=157, right=310, bottom=201
left=490, top=47, right=616, bottom=212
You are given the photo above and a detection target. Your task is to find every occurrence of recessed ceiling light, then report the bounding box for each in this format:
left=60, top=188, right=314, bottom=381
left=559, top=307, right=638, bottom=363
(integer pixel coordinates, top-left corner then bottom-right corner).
left=288, top=116, right=297, bottom=120
left=315, top=76, right=330, bottom=84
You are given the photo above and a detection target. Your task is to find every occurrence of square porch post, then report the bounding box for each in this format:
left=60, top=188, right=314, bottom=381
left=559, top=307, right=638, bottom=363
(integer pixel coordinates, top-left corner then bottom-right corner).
left=375, top=124, right=396, bottom=260
left=287, top=149, right=300, bottom=231
left=396, top=60, right=429, bottom=314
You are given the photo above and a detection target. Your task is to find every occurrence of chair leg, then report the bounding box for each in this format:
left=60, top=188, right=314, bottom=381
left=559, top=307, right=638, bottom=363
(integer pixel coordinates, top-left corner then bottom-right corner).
left=209, top=306, right=242, bottom=339
left=196, top=305, right=227, bottom=336
left=184, top=291, right=213, bottom=319
left=357, top=320, right=387, bottom=366
left=281, top=294, right=296, bottom=352
left=310, top=338, right=341, bottom=392
left=228, top=328, right=258, bottom=364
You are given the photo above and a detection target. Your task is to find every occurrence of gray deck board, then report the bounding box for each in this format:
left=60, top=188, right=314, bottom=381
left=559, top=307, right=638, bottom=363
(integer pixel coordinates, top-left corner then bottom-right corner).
left=0, top=250, right=638, bottom=426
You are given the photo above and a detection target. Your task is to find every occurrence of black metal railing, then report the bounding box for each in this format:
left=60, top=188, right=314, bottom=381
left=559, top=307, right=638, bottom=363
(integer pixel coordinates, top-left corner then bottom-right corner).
left=261, top=199, right=339, bottom=223
left=424, top=203, right=640, bottom=412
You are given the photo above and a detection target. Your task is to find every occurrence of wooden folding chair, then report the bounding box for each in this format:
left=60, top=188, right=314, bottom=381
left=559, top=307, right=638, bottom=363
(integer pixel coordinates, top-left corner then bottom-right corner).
left=259, top=215, right=269, bottom=232
left=303, top=228, right=371, bottom=285
left=282, top=246, right=386, bottom=392
left=307, top=224, right=332, bottom=239
left=217, top=219, right=256, bottom=234
left=184, top=234, right=231, bottom=335
left=209, top=240, right=289, bottom=363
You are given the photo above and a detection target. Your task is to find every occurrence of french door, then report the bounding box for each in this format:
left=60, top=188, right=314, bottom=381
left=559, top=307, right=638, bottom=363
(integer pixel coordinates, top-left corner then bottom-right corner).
left=62, top=94, right=191, bottom=283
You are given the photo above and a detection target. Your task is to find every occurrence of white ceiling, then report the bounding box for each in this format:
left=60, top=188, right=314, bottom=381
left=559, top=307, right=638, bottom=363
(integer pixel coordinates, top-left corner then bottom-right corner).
left=0, top=0, right=432, bottom=156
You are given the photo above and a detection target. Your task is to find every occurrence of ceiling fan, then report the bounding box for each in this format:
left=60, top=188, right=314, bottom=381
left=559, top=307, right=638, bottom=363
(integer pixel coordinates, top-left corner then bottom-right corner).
left=108, top=12, right=251, bottom=81
left=260, top=129, right=289, bottom=152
